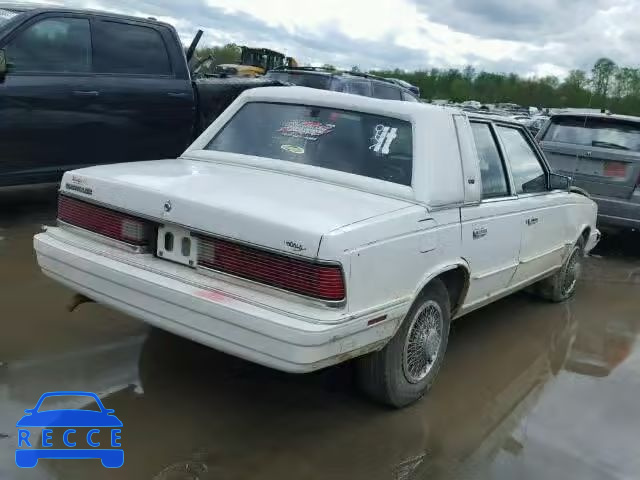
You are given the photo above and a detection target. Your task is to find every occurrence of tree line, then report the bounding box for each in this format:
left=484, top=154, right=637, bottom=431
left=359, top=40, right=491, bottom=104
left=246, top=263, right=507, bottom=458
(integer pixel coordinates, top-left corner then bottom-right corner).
left=195, top=45, right=640, bottom=116
left=371, top=58, right=640, bottom=115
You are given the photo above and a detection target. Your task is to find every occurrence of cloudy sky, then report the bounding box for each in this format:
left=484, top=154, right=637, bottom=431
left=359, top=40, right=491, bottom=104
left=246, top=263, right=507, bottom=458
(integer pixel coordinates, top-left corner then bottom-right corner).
left=24, top=0, right=640, bottom=77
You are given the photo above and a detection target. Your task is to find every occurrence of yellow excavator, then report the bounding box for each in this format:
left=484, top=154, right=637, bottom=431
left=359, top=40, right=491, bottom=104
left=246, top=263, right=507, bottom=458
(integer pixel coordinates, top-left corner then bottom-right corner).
left=217, top=46, right=298, bottom=77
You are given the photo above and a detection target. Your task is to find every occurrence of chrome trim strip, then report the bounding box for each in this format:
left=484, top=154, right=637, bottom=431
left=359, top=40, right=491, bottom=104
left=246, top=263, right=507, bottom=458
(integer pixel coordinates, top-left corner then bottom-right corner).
left=458, top=264, right=562, bottom=318
left=57, top=220, right=150, bottom=254
left=472, top=262, right=519, bottom=280
left=519, top=244, right=565, bottom=265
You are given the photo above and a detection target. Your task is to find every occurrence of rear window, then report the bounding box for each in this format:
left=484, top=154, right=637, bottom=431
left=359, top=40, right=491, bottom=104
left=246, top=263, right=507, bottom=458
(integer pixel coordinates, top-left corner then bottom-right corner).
left=265, top=72, right=332, bottom=90
left=206, top=102, right=413, bottom=186
left=544, top=116, right=640, bottom=152
left=372, top=83, right=402, bottom=100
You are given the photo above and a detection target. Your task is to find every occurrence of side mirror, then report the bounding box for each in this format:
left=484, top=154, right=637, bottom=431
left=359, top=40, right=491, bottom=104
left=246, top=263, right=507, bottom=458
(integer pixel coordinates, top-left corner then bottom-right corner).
left=549, top=173, right=571, bottom=191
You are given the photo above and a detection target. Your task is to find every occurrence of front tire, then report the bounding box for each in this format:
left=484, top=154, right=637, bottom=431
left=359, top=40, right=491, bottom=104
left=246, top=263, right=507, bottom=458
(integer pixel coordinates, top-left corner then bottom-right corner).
left=536, top=237, right=584, bottom=303
left=356, top=279, right=451, bottom=408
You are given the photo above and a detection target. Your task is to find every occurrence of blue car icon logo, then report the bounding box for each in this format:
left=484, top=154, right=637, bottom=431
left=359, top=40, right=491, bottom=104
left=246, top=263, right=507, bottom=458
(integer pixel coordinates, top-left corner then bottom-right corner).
left=16, top=391, right=123, bottom=468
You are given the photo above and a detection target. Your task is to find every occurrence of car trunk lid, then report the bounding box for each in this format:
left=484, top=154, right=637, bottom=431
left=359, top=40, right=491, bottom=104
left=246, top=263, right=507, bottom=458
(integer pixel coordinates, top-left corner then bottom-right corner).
left=60, top=158, right=411, bottom=259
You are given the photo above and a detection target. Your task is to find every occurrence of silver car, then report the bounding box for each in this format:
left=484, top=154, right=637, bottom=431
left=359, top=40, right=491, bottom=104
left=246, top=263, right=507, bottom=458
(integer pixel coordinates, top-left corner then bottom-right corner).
left=539, top=113, right=640, bottom=231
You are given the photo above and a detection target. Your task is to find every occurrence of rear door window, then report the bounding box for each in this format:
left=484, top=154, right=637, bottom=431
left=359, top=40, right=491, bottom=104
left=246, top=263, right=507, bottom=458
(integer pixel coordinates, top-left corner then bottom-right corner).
left=471, top=122, right=510, bottom=198
left=543, top=116, right=640, bottom=152
left=206, top=102, right=413, bottom=186
left=6, top=17, right=91, bottom=73
left=372, top=83, right=402, bottom=100
left=92, top=20, right=171, bottom=75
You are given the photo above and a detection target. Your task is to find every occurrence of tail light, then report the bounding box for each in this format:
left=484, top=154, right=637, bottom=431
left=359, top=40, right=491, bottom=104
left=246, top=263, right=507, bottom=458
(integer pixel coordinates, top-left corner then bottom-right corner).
left=58, top=195, right=152, bottom=247
left=603, top=161, right=627, bottom=178
left=197, top=236, right=345, bottom=302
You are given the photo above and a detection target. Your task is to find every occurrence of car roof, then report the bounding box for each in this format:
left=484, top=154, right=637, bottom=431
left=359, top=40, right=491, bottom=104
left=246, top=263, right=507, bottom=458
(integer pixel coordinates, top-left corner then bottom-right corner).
left=550, top=112, right=640, bottom=123
left=239, top=86, right=526, bottom=125
left=0, top=2, right=173, bottom=27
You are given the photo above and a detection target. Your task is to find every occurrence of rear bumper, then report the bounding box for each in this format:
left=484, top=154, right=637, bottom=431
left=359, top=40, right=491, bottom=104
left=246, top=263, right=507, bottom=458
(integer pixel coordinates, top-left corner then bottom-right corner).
left=34, top=229, right=407, bottom=373
left=592, top=193, right=640, bottom=230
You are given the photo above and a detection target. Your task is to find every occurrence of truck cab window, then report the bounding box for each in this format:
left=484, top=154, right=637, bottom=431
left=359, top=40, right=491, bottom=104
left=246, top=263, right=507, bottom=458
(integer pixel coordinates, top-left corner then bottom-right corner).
left=496, top=125, right=547, bottom=194
left=92, top=21, right=171, bottom=75
left=6, top=17, right=90, bottom=73
left=470, top=122, right=510, bottom=198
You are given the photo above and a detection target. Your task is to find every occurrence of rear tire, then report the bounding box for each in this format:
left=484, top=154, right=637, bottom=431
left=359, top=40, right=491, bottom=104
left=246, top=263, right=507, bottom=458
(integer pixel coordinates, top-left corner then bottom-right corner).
left=536, top=237, right=584, bottom=303
left=356, top=279, right=451, bottom=408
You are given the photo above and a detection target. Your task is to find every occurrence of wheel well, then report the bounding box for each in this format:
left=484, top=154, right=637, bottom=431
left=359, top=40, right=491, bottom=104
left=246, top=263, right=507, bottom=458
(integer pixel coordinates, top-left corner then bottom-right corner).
left=433, top=267, right=469, bottom=316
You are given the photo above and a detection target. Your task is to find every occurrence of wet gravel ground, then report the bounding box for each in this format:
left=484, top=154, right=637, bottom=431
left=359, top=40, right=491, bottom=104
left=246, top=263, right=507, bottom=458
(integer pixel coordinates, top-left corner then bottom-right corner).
left=1, top=185, right=639, bottom=480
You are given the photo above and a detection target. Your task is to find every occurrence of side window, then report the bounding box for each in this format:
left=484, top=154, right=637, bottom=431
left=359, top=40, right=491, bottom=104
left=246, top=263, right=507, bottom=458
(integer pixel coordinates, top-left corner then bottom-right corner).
left=496, top=126, right=547, bottom=194
left=92, top=21, right=171, bottom=75
left=372, top=83, right=402, bottom=100
left=6, top=17, right=91, bottom=73
left=470, top=122, right=510, bottom=198
left=346, top=80, right=372, bottom=97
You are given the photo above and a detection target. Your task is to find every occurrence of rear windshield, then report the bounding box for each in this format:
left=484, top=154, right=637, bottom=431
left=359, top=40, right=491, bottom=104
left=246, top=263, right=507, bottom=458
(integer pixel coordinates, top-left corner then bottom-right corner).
left=206, top=102, right=413, bottom=185
left=265, top=72, right=332, bottom=90
left=543, top=116, right=640, bottom=152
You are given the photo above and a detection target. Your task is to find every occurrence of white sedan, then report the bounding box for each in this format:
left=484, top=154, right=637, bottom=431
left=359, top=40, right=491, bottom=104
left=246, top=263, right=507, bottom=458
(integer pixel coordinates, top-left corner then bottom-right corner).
left=34, top=87, right=600, bottom=407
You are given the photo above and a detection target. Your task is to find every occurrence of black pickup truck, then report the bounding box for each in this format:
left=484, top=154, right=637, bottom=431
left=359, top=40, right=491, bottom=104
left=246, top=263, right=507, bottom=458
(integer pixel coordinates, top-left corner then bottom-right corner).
left=0, top=5, right=280, bottom=187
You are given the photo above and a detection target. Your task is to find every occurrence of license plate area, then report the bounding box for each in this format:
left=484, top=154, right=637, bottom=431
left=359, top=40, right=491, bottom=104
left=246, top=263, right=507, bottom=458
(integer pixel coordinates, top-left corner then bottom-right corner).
left=157, top=225, right=197, bottom=267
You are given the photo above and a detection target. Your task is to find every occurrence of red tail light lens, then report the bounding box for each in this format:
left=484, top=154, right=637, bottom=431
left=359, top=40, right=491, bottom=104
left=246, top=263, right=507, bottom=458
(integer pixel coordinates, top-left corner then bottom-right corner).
left=603, top=161, right=627, bottom=178
left=58, top=195, right=152, bottom=247
left=197, top=236, right=345, bottom=302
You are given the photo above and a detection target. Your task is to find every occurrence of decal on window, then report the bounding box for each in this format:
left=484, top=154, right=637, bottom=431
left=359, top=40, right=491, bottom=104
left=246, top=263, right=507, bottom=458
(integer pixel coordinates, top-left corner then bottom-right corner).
left=280, top=144, right=305, bottom=154
left=370, top=124, right=398, bottom=154
left=278, top=120, right=335, bottom=141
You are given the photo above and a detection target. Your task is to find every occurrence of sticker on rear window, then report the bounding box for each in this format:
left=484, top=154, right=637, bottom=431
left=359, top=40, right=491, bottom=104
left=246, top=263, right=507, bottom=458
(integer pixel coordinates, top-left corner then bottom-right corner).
left=278, top=120, right=335, bottom=141
left=370, top=124, right=398, bottom=155
left=281, top=144, right=305, bottom=154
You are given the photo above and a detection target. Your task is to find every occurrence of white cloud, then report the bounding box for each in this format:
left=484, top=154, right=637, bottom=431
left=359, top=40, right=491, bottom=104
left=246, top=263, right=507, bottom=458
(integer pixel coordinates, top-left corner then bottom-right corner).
left=15, top=0, right=638, bottom=76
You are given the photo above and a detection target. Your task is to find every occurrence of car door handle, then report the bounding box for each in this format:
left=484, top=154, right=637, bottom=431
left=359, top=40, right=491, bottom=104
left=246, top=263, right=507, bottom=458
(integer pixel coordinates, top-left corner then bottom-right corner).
left=526, top=217, right=539, bottom=226
left=72, top=90, right=100, bottom=97
left=167, top=92, right=188, bottom=97
left=473, top=226, right=488, bottom=239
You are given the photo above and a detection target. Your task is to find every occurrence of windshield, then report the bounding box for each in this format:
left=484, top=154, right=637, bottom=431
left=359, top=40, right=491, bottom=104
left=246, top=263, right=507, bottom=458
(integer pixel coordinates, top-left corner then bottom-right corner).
left=544, top=116, right=640, bottom=151
left=206, top=102, right=413, bottom=185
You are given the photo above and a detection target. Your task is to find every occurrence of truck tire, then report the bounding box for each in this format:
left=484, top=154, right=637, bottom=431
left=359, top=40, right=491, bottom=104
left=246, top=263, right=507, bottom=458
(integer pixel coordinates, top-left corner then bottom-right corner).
left=356, top=279, right=451, bottom=408
left=536, top=237, right=584, bottom=303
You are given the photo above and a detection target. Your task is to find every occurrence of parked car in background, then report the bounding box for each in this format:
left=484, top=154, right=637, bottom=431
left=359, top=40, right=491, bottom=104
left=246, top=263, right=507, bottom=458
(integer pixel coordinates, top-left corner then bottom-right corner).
left=526, top=115, right=549, bottom=136
left=264, top=67, right=419, bottom=101
left=538, top=113, right=640, bottom=231
left=34, top=87, right=599, bottom=408
left=0, top=4, right=281, bottom=187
